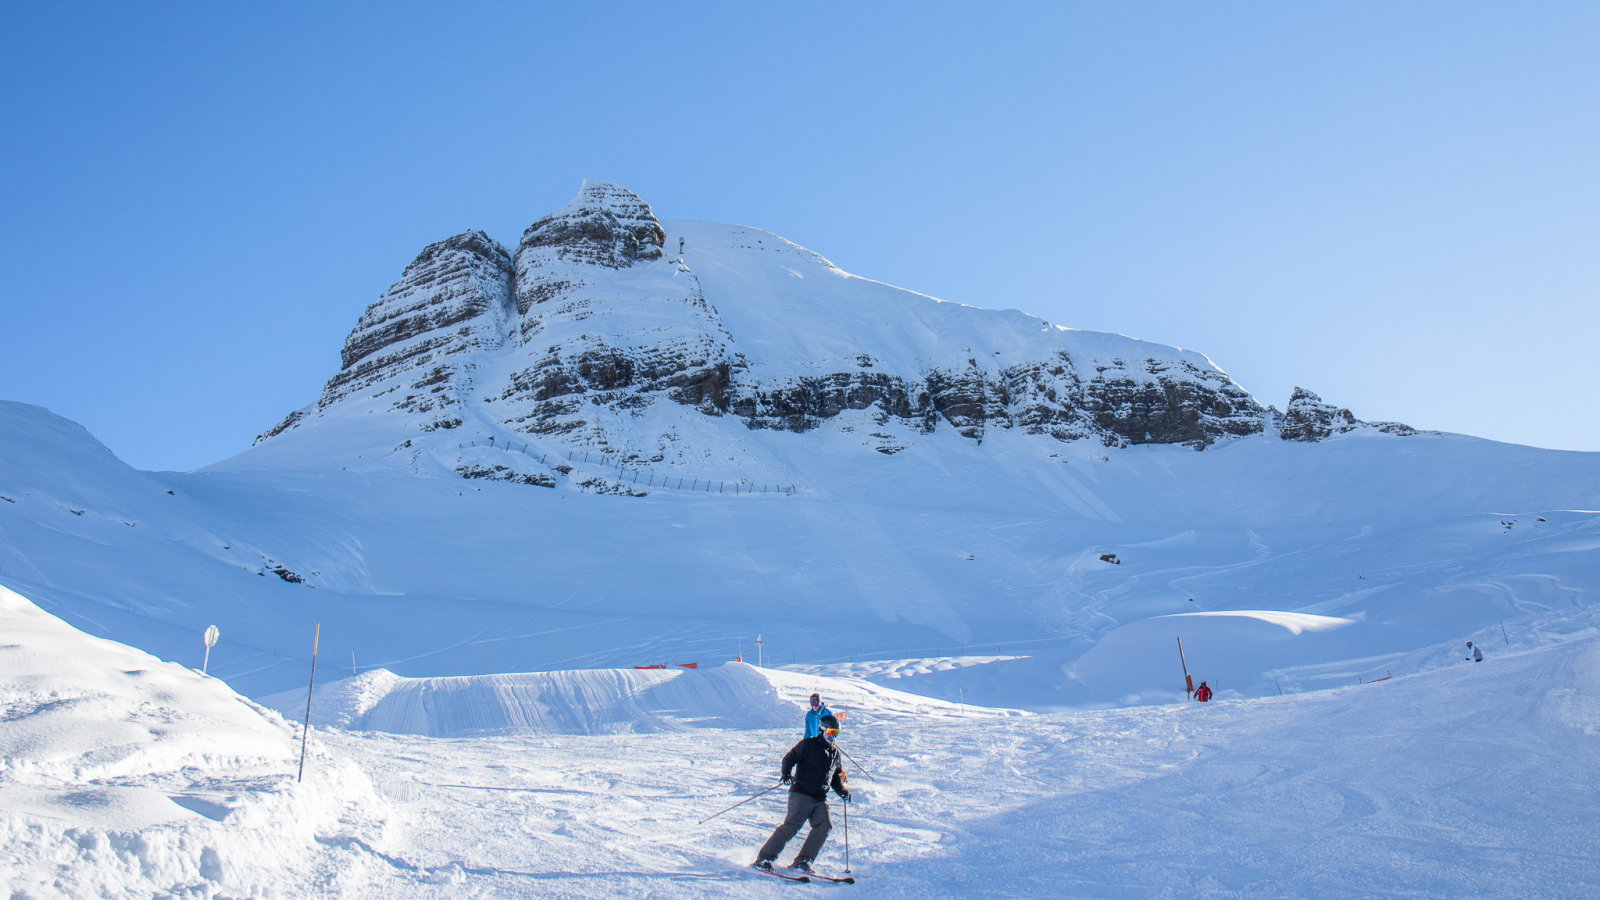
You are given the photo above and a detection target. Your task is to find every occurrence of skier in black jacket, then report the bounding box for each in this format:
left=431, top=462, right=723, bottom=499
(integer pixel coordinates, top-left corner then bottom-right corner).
left=753, top=714, right=850, bottom=874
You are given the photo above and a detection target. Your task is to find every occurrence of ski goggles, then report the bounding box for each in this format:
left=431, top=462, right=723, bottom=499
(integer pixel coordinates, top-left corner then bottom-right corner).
left=823, top=727, right=839, bottom=738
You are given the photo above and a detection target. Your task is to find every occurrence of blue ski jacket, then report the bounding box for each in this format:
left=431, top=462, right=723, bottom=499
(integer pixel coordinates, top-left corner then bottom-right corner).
left=804, top=705, right=834, bottom=738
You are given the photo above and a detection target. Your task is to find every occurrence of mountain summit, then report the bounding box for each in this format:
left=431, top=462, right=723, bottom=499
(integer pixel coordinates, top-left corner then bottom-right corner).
left=247, top=181, right=1399, bottom=488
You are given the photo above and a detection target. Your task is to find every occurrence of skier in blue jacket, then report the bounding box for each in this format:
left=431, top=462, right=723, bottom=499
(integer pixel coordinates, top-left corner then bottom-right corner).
left=804, top=693, right=834, bottom=738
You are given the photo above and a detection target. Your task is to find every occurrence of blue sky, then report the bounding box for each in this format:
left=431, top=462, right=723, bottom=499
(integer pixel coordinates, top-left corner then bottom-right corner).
left=3, top=2, right=1597, bottom=469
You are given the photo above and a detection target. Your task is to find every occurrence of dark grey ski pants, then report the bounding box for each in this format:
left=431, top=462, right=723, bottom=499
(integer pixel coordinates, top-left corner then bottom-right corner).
left=758, top=791, right=831, bottom=862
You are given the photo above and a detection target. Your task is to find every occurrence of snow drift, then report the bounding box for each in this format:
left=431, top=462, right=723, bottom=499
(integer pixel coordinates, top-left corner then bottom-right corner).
left=260, top=660, right=1023, bottom=738
left=0, top=582, right=386, bottom=899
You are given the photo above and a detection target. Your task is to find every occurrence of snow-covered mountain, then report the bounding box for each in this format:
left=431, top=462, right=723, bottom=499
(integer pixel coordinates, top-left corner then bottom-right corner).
left=2, top=182, right=1598, bottom=713
left=246, top=180, right=1361, bottom=487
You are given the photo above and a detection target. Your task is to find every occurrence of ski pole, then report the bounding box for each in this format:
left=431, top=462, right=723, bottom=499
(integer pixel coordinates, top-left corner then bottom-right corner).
left=697, top=782, right=783, bottom=825
left=843, top=792, right=851, bottom=874
left=837, top=745, right=877, bottom=782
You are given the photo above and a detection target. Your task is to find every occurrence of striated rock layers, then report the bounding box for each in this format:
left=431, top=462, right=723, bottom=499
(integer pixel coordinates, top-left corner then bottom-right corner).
left=257, top=229, right=514, bottom=440
left=723, top=355, right=1264, bottom=448
left=257, top=181, right=1413, bottom=461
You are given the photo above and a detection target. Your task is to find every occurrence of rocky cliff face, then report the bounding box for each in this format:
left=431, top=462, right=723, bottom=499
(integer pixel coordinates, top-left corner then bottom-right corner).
left=515, top=180, right=666, bottom=283
left=486, top=182, right=738, bottom=443
left=724, top=353, right=1263, bottom=448
left=256, top=230, right=513, bottom=441
left=255, top=182, right=1414, bottom=479
left=1278, top=387, right=1418, bottom=442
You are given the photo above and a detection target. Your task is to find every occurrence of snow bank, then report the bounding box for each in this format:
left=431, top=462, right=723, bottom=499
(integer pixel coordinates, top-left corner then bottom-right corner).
left=0, top=583, right=291, bottom=790
left=0, top=583, right=388, bottom=899
left=259, top=660, right=1023, bottom=738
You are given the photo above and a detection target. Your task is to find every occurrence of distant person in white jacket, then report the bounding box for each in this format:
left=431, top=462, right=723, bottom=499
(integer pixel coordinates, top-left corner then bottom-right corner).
left=1466, top=641, right=1483, bottom=663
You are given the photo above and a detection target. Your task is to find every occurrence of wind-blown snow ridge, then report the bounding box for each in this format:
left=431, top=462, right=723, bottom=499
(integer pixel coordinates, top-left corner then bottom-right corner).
left=260, top=661, right=1024, bottom=738
left=1168, top=609, right=1356, bottom=635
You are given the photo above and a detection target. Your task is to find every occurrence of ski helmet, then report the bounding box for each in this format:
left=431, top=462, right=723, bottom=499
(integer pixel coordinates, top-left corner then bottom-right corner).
left=819, top=714, right=840, bottom=730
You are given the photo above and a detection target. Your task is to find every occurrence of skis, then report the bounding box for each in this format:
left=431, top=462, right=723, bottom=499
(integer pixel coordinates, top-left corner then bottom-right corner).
left=754, top=866, right=810, bottom=884
left=748, top=862, right=857, bottom=885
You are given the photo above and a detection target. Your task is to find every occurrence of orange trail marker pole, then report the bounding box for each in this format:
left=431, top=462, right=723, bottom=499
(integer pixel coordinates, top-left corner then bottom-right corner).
left=1177, top=636, right=1194, bottom=700
left=297, top=622, right=321, bottom=783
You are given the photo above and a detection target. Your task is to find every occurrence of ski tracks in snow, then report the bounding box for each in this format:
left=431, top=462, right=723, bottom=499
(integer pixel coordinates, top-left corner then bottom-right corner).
left=301, top=643, right=1600, bottom=898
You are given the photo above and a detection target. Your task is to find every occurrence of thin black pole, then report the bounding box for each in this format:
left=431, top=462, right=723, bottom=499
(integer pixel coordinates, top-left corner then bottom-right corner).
left=837, top=745, right=876, bottom=782
left=1501, top=620, right=1509, bottom=645
left=297, top=622, right=321, bottom=783
left=697, top=782, right=783, bottom=825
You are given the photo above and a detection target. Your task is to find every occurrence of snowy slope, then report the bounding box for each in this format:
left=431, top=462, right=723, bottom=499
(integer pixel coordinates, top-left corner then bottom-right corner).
left=3, top=392, right=1599, bottom=709
left=0, top=584, right=384, bottom=899
left=10, top=582, right=1595, bottom=898
left=7, top=388, right=1600, bottom=710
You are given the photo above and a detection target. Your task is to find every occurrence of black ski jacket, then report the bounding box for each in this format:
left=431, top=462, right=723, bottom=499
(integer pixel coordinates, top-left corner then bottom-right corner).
left=782, top=734, right=845, bottom=801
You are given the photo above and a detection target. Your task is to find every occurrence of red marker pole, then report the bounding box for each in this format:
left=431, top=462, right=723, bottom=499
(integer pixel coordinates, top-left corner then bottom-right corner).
left=1177, top=636, right=1194, bottom=700
left=297, top=622, right=320, bottom=783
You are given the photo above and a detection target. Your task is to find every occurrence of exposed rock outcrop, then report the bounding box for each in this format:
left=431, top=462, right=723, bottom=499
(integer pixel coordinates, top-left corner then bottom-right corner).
left=516, top=180, right=666, bottom=280
left=1278, top=387, right=1418, bottom=441
left=255, top=230, right=513, bottom=443
left=322, top=229, right=513, bottom=412
left=725, top=354, right=1264, bottom=448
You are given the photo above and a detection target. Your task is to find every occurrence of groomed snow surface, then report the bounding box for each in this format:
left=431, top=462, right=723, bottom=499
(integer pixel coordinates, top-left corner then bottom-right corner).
left=4, top=583, right=1597, bottom=899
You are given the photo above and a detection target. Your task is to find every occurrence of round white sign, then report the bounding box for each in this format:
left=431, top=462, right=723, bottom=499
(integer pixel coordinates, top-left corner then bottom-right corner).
left=203, top=625, right=220, bottom=648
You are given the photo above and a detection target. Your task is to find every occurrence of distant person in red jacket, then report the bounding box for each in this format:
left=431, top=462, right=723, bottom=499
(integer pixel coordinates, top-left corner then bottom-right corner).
left=1194, top=681, right=1213, bottom=702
